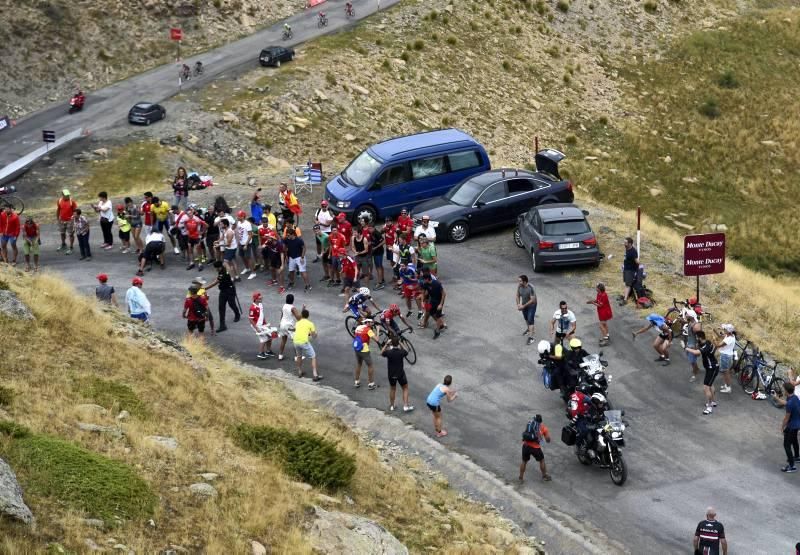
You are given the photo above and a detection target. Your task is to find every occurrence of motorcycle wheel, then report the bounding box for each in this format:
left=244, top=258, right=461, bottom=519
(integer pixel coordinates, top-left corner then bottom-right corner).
left=575, top=444, right=592, bottom=466
left=609, top=451, right=627, bottom=486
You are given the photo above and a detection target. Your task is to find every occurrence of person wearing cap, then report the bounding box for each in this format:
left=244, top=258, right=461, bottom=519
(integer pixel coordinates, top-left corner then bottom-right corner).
left=186, top=277, right=215, bottom=332
left=183, top=285, right=209, bottom=338
left=56, top=189, right=78, bottom=254
left=353, top=319, right=379, bottom=390
left=335, top=212, right=352, bottom=244
left=95, top=274, right=117, bottom=306
left=1, top=206, right=20, bottom=266
left=125, top=277, right=151, bottom=322
left=278, top=182, right=301, bottom=226
left=21, top=216, right=40, bottom=273
left=73, top=208, right=91, bottom=261
left=92, top=191, right=114, bottom=249
left=249, top=291, right=276, bottom=359
left=519, top=414, right=551, bottom=483
left=116, top=204, right=132, bottom=254
left=413, top=215, right=437, bottom=246
left=327, top=224, right=346, bottom=287
left=715, top=324, right=736, bottom=394
left=396, top=208, right=414, bottom=243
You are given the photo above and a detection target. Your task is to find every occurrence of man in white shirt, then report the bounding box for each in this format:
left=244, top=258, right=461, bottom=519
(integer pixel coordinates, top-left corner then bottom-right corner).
left=413, top=214, right=437, bottom=246
left=314, top=200, right=335, bottom=262
left=235, top=210, right=256, bottom=280
left=550, top=301, right=577, bottom=344
left=716, top=324, right=736, bottom=393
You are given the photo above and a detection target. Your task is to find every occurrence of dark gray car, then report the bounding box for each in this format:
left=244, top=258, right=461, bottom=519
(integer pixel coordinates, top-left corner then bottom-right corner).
left=128, top=103, right=165, bottom=125
left=514, top=203, right=601, bottom=272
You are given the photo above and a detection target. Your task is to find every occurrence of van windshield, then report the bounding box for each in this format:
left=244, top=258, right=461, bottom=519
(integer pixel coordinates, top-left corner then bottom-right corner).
left=342, top=150, right=381, bottom=187
left=445, top=178, right=485, bottom=206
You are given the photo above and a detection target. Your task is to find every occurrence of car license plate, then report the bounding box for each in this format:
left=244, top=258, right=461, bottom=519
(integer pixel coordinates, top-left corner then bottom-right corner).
left=559, top=242, right=580, bottom=250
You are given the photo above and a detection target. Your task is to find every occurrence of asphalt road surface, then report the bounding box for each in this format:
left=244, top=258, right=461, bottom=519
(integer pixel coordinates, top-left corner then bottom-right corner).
left=0, top=0, right=397, bottom=169
left=36, top=224, right=794, bottom=554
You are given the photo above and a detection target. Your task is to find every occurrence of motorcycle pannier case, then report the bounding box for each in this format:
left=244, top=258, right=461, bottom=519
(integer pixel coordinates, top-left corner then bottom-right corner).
left=561, top=424, right=577, bottom=446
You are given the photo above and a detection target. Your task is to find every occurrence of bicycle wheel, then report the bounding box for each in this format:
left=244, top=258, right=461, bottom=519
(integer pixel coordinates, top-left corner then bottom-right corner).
left=400, top=336, right=417, bottom=365
left=345, top=315, right=359, bottom=338
left=740, top=365, right=758, bottom=394
left=768, top=377, right=786, bottom=408
left=2, top=195, right=24, bottom=215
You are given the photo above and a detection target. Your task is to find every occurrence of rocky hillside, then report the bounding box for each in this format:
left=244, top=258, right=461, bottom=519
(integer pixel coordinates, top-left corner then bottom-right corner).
left=0, top=0, right=300, bottom=119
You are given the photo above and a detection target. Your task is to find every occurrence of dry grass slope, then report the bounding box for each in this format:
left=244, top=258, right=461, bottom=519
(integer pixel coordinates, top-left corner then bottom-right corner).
left=0, top=269, right=538, bottom=553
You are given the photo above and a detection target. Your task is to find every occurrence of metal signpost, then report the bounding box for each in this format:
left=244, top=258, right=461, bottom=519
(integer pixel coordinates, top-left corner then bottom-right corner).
left=42, top=130, right=56, bottom=152
left=683, top=232, right=726, bottom=303
left=171, top=27, right=183, bottom=88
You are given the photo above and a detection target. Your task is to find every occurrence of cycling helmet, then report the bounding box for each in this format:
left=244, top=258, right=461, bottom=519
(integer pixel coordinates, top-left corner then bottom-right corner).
left=358, top=287, right=370, bottom=296
left=537, top=340, right=551, bottom=355
left=389, top=303, right=400, bottom=313
left=591, top=393, right=607, bottom=405
left=576, top=384, right=592, bottom=395
left=569, top=338, right=582, bottom=349
left=407, top=263, right=417, bottom=273
left=688, top=296, right=698, bottom=305
left=116, top=204, right=125, bottom=212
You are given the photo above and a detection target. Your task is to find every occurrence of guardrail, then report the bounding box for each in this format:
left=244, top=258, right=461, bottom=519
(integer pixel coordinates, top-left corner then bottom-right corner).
left=0, top=127, right=86, bottom=185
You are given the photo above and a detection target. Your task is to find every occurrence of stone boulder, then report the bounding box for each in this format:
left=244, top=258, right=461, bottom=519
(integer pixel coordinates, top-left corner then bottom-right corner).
left=305, top=506, right=407, bottom=555
left=0, top=457, right=34, bottom=525
left=0, top=290, right=34, bottom=321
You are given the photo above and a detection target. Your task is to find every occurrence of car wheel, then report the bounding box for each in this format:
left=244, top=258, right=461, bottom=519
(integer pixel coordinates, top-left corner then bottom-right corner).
left=145, top=117, right=151, bottom=126
left=531, top=249, right=543, bottom=273
left=276, top=60, right=281, bottom=67
left=448, top=221, right=469, bottom=243
left=290, top=53, right=294, bottom=61
left=161, top=110, right=166, bottom=120
left=513, top=226, right=524, bottom=248
left=354, top=205, right=377, bottom=224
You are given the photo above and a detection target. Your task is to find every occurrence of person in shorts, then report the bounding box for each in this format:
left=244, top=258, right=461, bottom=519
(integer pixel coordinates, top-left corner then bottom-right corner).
left=426, top=375, right=457, bottom=438
left=263, top=234, right=286, bottom=293
left=381, top=336, right=413, bottom=412
left=284, top=227, right=311, bottom=291
left=137, top=229, right=166, bottom=276
left=340, top=254, right=360, bottom=299
left=715, top=324, right=736, bottom=393
left=519, top=414, right=552, bottom=482
left=294, top=308, right=322, bottom=382
left=249, top=291, right=276, bottom=359
left=182, top=285, right=208, bottom=337
left=685, top=331, right=720, bottom=415
left=1, top=206, right=20, bottom=266
left=621, top=237, right=639, bottom=305
left=516, top=275, right=537, bottom=344
left=550, top=301, right=577, bottom=346
left=56, top=189, right=77, bottom=254
left=353, top=320, right=378, bottom=389
left=632, top=312, right=673, bottom=365
left=327, top=224, right=346, bottom=286
left=21, top=216, right=40, bottom=272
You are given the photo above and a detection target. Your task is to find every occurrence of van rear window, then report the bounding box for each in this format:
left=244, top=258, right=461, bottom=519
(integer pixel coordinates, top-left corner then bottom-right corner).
left=447, top=150, right=481, bottom=172
left=410, top=156, right=446, bottom=179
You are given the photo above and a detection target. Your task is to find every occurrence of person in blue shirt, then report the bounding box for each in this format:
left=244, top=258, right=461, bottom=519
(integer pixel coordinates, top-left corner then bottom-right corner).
left=426, top=375, right=458, bottom=438
left=343, top=286, right=380, bottom=319
left=631, top=312, right=673, bottom=365
left=125, top=277, right=151, bottom=322
left=779, top=381, right=800, bottom=473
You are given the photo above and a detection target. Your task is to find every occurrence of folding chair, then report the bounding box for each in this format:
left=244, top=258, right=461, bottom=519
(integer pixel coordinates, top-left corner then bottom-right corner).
left=292, top=162, right=323, bottom=195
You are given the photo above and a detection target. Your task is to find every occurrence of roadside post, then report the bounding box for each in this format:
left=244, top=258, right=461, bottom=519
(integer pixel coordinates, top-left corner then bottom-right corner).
left=171, top=27, right=183, bottom=88
left=683, top=233, right=726, bottom=303
left=42, top=129, right=55, bottom=152
left=636, top=206, right=641, bottom=255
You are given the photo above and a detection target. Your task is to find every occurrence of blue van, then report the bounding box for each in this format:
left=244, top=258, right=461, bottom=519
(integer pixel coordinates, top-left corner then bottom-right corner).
left=324, top=128, right=490, bottom=222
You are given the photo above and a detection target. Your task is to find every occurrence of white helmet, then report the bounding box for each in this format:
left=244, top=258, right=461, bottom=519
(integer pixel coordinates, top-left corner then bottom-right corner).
left=358, top=287, right=370, bottom=296
left=591, top=393, right=607, bottom=405
left=537, top=340, right=551, bottom=355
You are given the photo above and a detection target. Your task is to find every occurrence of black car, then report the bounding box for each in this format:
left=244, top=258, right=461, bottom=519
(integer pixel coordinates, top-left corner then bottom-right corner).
left=412, top=149, right=574, bottom=243
left=514, top=203, right=601, bottom=272
left=128, top=103, right=165, bottom=125
left=259, top=46, right=295, bottom=67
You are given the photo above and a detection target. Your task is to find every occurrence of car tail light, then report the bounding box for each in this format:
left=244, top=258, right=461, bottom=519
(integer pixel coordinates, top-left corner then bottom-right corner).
left=582, top=236, right=597, bottom=246
left=566, top=180, right=574, bottom=192
left=538, top=240, right=555, bottom=250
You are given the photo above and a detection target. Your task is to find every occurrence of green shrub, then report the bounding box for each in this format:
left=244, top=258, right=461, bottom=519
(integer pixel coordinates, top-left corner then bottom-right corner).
left=3, top=434, right=156, bottom=520
left=400, top=51, right=410, bottom=62
left=413, top=98, right=422, bottom=108
left=556, top=0, right=569, bottom=13
left=502, top=60, right=511, bottom=71
left=80, top=378, right=148, bottom=417
left=598, top=115, right=609, bottom=126
left=382, top=59, right=391, bottom=70
left=446, top=35, right=458, bottom=45
left=0, top=279, right=10, bottom=290
left=643, top=1, right=658, bottom=14
left=413, top=40, right=425, bottom=51
left=565, top=135, right=578, bottom=145
left=534, top=1, right=547, bottom=15
left=717, top=69, right=739, bottom=89
left=325, top=71, right=337, bottom=86
left=0, top=386, right=13, bottom=407
left=232, top=424, right=356, bottom=490
left=698, top=98, right=721, bottom=119
left=0, top=420, right=30, bottom=438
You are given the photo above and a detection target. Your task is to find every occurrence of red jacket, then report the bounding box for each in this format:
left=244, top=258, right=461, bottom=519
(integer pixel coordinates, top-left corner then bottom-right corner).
left=3, top=212, right=20, bottom=237
left=568, top=391, right=592, bottom=420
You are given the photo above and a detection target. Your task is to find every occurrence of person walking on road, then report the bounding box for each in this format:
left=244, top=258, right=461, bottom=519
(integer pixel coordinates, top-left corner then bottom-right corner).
left=780, top=381, right=800, bottom=473
left=550, top=301, right=577, bottom=345
left=73, top=208, right=92, bottom=261
left=294, top=308, right=322, bottom=382
left=92, top=191, right=114, bottom=249
left=126, top=277, right=151, bottom=322
left=516, top=275, right=537, bottom=345
left=519, top=414, right=551, bottom=482
left=249, top=292, right=276, bottom=359
left=353, top=320, right=379, bottom=390
left=56, top=189, right=77, bottom=254
left=1, top=206, right=20, bottom=266
left=277, top=294, right=302, bottom=361
left=621, top=237, right=639, bottom=305
left=421, top=272, right=447, bottom=339
left=693, top=507, right=727, bottom=555
left=381, top=336, right=413, bottom=412
left=685, top=331, right=719, bottom=415
left=206, top=260, right=241, bottom=332
left=183, top=285, right=209, bottom=338
left=95, top=273, right=117, bottom=306
left=21, top=216, right=40, bottom=273
left=587, top=282, right=612, bottom=346
left=426, top=375, right=457, bottom=438
left=284, top=226, right=311, bottom=291
left=632, top=312, right=673, bottom=366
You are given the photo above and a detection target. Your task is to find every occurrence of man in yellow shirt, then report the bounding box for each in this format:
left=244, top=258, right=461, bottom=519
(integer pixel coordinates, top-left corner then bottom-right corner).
left=294, top=308, right=322, bottom=382
left=151, top=196, right=170, bottom=232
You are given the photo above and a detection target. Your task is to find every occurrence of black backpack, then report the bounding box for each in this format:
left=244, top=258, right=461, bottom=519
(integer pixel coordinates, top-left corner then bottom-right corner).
left=522, top=419, right=540, bottom=442
left=191, top=296, right=207, bottom=319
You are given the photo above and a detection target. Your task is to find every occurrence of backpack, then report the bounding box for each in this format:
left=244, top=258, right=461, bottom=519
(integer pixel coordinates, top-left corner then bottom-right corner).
left=352, top=335, right=364, bottom=352
left=522, top=419, right=540, bottom=443
left=191, top=297, right=207, bottom=319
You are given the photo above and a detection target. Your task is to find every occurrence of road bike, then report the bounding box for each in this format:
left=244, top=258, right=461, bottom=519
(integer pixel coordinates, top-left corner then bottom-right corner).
left=317, top=12, right=329, bottom=28
left=0, top=186, right=24, bottom=215
left=729, top=339, right=753, bottom=378
left=345, top=313, right=417, bottom=365
left=738, top=349, right=786, bottom=408
left=282, top=27, right=293, bottom=40
left=345, top=4, right=355, bottom=17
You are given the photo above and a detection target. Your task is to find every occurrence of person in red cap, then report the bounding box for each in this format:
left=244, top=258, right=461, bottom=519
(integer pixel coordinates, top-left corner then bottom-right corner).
left=249, top=291, right=277, bottom=359
left=125, top=277, right=151, bottom=322
left=183, top=284, right=209, bottom=338
left=336, top=212, right=352, bottom=245
left=95, top=274, right=117, bottom=306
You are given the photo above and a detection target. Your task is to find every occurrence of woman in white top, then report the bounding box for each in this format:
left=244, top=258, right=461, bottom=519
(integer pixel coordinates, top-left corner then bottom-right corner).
left=93, top=191, right=115, bottom=249
left=716, top=324, right=736, bottom=393
left=277, top=293, right=303, bottom=361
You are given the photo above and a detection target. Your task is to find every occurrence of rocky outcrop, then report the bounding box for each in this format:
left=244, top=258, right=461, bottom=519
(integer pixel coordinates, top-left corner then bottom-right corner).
left=305, top=506, right=408, bottom=555
left=0, top=457, right=34, bottom=525
left=0, top=290, right=34, bottom=321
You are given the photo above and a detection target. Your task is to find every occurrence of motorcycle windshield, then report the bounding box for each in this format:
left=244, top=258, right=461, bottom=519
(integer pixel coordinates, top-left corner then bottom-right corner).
left=603, top=410, right=624, bottom=432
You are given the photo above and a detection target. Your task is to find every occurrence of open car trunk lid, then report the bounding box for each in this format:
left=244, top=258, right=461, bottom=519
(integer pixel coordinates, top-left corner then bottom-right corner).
left=534, top=149, right=566, bottom=180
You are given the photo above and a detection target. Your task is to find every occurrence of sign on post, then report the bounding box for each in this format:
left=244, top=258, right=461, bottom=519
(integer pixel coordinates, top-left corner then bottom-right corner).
left=170, top=27, right=183, bottom=41
left=42, top=130, right=56, bottom=143
left=683, top=233, right=725, bottom=276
